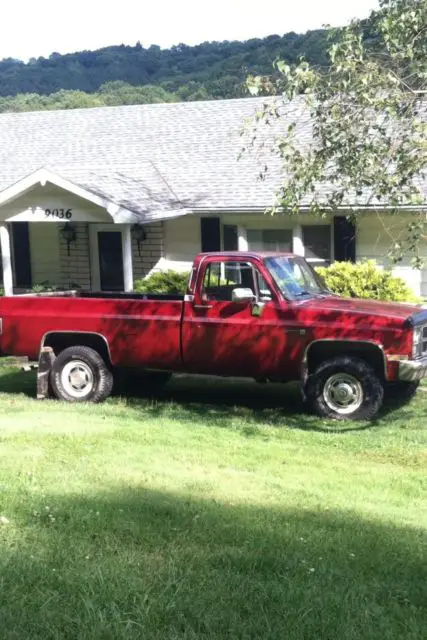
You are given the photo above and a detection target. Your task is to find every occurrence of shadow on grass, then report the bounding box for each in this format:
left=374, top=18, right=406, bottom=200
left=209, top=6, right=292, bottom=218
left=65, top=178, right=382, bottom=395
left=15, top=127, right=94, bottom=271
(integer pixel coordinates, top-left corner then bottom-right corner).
left=0, top=368, right=422, bottom=434
left=1, top=486, right=427, bottom=639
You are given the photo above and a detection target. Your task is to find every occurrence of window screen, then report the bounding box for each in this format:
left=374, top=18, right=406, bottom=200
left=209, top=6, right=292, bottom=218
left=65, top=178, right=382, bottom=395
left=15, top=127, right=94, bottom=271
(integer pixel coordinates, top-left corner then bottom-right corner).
left=302, top=225, right=331, bottom=265
left=247, top=229, right=292, bottom=252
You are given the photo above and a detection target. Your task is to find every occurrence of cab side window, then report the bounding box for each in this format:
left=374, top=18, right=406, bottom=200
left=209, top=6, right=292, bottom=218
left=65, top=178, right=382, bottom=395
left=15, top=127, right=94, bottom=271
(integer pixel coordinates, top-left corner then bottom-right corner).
left=201, top=261, right=273, bottom=302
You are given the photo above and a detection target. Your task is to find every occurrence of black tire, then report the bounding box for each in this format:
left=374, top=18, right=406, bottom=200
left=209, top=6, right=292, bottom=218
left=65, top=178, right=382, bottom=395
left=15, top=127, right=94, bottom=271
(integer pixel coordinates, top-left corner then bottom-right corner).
left=384, top=381, right=419, bottom=406
left=306, top=356, right=384, bottom=421
left=50, top=346, right=113, bottom=403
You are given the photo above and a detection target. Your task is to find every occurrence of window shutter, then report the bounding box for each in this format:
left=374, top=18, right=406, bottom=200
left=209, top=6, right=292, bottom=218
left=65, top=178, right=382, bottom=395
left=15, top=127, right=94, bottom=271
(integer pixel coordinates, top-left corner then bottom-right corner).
left=333, top=216, right=356, bottom=263
left=12, top=222, right=32, bottom=288
left=201, top=217, right=221, bottom=252
left=223, top=224, right=238, bottom=251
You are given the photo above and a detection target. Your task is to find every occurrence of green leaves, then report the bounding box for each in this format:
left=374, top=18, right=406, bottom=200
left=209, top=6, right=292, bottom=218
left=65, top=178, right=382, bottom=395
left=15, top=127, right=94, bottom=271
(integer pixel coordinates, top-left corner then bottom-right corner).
left=316, top=260, right=422, bottom=302
left=246, top=0, right=427, bottom=265
left=133, top=271, right=190, bottom=294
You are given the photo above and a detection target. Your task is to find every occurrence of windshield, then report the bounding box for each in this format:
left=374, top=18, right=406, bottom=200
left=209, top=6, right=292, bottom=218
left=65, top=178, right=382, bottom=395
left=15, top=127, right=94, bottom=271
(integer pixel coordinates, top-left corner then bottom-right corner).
left=264, top=256, right=327, bottom=300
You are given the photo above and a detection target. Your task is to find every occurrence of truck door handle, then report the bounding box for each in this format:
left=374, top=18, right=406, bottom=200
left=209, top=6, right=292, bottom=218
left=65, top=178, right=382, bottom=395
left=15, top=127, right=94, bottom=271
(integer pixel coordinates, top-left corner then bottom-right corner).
left=193, top=304, right=213, bottom=310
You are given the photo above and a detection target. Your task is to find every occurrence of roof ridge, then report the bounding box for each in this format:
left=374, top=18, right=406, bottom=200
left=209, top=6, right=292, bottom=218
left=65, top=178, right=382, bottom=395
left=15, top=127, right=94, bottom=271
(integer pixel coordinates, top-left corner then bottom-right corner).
left=0, top=95, right=277, bottom=119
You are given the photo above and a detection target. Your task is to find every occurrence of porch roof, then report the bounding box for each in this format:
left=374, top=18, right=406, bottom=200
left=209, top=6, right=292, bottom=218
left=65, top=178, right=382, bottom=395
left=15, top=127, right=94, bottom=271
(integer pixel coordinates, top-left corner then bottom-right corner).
left=0, top=167, right=189, bottom=224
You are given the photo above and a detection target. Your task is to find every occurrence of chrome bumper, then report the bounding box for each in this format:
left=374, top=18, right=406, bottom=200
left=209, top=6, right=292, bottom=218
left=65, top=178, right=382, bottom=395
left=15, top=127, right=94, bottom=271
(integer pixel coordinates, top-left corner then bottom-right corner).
left=399, top=357, right=427, bottom=382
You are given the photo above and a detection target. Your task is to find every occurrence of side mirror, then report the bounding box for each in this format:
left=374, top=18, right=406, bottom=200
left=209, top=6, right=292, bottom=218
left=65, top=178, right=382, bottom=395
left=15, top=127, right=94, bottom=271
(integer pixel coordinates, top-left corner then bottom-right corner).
left=231, top=287, right=254, bottom=303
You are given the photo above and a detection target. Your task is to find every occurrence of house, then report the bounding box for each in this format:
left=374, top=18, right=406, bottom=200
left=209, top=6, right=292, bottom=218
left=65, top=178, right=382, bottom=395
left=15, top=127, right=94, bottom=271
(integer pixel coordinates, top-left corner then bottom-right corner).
left=0, top=97, right=426, bottom=297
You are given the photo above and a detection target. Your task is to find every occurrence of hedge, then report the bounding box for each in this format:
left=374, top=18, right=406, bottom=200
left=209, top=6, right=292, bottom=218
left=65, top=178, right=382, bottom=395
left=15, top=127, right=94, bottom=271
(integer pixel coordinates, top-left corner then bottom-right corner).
left=315, top=260, right=421, bottom=303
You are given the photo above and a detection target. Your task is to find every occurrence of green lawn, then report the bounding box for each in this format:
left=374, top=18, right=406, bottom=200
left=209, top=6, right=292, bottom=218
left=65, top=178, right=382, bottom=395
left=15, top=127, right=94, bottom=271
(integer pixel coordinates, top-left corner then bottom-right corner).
left=0, top=368, right=427, bottom=640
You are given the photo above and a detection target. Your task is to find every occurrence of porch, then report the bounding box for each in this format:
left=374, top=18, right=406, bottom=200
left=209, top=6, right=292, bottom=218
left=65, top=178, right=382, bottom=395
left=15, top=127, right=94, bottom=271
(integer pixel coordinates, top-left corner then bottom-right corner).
left=0, top=170, right=164, bottom=295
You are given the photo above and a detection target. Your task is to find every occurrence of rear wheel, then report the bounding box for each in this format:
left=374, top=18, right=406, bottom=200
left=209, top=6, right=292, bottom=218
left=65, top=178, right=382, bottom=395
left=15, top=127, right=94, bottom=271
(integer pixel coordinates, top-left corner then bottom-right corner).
left=306, top=356, right=384, bottom=421
left=50, top=346, right=113, bottom=403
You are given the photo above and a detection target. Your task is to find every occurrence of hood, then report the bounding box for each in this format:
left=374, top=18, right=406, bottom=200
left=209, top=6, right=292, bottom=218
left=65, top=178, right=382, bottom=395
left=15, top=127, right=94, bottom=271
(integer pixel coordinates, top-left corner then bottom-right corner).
left=295, top=295, right=422, bottom=323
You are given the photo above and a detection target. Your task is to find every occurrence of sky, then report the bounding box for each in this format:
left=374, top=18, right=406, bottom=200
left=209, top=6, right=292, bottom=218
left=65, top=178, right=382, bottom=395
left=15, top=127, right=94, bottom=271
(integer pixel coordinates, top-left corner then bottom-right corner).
left=4, top=0, right=379, bottom=62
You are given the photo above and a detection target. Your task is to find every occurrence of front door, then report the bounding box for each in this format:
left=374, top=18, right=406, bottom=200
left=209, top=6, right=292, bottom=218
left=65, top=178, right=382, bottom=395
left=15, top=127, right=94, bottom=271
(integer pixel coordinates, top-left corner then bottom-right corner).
left=98, top=231, right=124, bottom=291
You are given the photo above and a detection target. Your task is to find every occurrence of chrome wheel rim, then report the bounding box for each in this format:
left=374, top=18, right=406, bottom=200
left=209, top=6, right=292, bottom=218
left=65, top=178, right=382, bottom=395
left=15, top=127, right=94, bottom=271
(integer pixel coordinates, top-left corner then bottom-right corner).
left=323, top=373, right=363, bottom=415
left=61, top=360, right=94, bottom=399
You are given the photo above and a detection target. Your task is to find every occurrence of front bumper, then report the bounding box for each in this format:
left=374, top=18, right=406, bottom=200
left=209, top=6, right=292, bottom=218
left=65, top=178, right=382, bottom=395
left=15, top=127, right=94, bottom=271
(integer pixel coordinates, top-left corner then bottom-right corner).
left=399, top=357, right=427, bottom=382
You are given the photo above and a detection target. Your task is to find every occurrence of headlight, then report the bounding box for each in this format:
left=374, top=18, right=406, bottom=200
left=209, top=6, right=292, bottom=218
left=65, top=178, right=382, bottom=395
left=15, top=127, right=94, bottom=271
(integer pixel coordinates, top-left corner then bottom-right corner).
left=413, top=326, right=424, bottom=359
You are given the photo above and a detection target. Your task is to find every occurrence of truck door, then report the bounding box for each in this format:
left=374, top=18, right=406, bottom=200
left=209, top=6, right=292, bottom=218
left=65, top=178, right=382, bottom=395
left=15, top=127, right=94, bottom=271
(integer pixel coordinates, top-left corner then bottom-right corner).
left=181, top=256, right=290, bottom=378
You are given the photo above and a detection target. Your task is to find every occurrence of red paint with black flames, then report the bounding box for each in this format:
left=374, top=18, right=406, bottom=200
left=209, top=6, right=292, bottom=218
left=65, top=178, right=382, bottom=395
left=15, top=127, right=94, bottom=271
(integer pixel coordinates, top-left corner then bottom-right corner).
left=0, top=251, right=426, bottom=420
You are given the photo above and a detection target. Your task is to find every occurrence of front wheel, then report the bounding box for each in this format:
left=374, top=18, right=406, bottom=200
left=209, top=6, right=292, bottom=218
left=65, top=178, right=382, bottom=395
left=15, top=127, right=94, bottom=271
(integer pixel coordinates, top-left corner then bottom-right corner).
left=306, top=356, right=384, bottom=421
left=50, top=346, right=113, bottom=403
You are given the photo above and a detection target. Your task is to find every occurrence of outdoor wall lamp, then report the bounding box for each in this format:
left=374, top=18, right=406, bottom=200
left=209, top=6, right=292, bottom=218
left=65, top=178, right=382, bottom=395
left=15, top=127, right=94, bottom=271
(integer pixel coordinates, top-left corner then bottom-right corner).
left=60, top=222, right=77, bottom=256
left=132, top=224, right=147, bottom=256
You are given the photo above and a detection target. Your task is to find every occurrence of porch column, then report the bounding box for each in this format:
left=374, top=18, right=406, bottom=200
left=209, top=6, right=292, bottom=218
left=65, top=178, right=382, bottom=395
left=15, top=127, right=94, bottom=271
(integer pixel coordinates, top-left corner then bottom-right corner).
left=0, top=224, right=13, bottom=296
left=122, top=224, right=134, bottom=292
left=238, top=226, right=248, bottom=251
left=292, top=225, right=304, bottom=256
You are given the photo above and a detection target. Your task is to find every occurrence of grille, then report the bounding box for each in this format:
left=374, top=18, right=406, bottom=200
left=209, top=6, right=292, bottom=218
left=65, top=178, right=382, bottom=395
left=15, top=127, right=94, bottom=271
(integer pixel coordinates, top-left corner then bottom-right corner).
left=413, top=324, right=427, bottom=359
left=422, top=326, right=427, bottom=356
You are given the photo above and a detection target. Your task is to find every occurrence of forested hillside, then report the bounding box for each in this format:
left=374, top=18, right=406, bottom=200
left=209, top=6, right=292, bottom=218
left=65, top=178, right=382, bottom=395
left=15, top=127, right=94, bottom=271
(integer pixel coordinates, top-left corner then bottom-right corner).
left=0, top=30, right=329, bottom=111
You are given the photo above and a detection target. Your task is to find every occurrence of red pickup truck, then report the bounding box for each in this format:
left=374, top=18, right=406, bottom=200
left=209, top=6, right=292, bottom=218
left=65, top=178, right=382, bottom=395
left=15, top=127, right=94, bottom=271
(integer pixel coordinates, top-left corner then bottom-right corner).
left=0, top=251, right=426, bottom=421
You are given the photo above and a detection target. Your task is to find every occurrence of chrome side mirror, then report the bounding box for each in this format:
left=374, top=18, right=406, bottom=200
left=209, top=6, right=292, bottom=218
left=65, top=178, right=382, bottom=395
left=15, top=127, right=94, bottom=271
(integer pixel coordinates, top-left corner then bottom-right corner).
left=231, top=287, right=254, bottom=303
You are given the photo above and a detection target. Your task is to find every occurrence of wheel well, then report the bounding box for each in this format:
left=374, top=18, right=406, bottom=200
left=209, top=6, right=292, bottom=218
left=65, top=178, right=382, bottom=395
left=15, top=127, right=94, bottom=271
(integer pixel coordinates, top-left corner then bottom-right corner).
left=305, top=341, right=386, bottom=380
left=42, top=333, right=111, bottom=367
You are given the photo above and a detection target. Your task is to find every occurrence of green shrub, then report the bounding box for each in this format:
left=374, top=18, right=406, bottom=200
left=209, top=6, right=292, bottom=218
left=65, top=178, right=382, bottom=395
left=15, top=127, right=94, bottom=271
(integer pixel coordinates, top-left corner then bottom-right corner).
left=30, top=281, right=81, bottom=293
left=134, top=270, right=190, bottom=294
left=315, top=260, right=421, bottom=303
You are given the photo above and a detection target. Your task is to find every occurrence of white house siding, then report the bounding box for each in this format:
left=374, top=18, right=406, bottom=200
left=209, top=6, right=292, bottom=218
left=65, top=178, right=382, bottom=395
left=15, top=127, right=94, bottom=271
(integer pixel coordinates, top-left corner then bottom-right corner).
left=221, top=214, right=303, bottom=230
left=132, top=222, right=164, bottom=280
left=163, top=213, right=334, bottom=268
left=29, top=223, right=61, bottom=286
left=162, top=215, right=200, bottom=272
left=0, top=184, right=112, bottom=225
left=162, top=211, right=427, bottom=297
left=356, top=212, right=427, bottom=297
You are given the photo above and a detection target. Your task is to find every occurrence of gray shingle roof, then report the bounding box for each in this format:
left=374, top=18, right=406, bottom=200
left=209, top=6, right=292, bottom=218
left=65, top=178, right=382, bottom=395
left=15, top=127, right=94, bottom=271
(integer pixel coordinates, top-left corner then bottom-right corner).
left=0, top=97, right=425, bottom=222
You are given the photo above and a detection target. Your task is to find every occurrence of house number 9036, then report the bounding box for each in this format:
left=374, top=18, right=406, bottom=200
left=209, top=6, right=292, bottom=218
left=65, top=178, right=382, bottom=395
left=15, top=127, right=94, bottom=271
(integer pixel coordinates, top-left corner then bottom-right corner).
left=45, top=208, right=73, bottom=219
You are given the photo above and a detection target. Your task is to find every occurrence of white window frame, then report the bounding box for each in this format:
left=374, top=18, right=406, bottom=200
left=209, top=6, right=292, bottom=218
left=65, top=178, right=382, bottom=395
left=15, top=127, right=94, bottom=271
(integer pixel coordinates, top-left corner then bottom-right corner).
left=223, top=221, right=334, bottom=265
left=301, top=224, right=334, bottom=266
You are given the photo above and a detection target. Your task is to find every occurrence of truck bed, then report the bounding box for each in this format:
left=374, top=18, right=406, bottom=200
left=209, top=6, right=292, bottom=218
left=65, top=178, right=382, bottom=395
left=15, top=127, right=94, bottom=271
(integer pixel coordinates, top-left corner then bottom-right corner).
left=0, top=291, right=185, bottom=369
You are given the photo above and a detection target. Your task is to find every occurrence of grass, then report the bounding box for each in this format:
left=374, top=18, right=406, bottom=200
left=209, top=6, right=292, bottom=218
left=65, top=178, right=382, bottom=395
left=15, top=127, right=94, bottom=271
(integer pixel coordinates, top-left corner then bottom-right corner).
left=0, top=368, right=427, bottom=639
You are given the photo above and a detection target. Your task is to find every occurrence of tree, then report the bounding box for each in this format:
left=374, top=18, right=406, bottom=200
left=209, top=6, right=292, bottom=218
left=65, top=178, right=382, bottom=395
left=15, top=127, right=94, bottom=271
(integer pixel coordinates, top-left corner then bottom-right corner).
left=245, top=0, right=427, bottom=266
left=0, top=31, right=330, bottom=99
